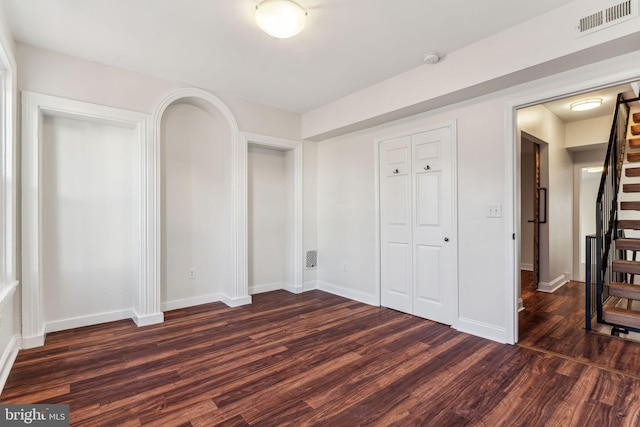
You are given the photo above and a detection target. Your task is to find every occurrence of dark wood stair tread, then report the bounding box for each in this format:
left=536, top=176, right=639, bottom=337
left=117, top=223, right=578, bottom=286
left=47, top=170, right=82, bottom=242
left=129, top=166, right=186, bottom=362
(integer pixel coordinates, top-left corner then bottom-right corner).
left=626, top=168, right=640, bottom=178
left=615, top=238, right=640, bottom=251
left=631, top=137, right=640, bottom=148
left=612, top=259, right=640, bottom=275
left=603, top=306, right=640, bottom=329
left=620, top=201, right=640, bottom=210
left=634, top=111, right=640, bottom=123
left=628, top=151, right=640, bottom=162
left=624, top=183, right=640, bottom=192
left=632, top=124, right=640, bottom=136
left=617, top=220, right=640, bottom=230
left=609, top=282, right=640, bottom=301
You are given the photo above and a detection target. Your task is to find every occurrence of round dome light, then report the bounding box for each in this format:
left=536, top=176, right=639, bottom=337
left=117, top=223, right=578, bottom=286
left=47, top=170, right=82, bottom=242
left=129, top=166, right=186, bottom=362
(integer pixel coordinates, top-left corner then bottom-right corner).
left=255, top=0, right=307, bottom=39
left=569, top=98, right=603, bottom=111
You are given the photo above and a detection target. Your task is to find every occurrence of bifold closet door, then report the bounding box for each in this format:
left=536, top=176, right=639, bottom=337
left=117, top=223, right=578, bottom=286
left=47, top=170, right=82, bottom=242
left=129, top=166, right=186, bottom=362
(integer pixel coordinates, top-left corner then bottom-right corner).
left=380, top=127, right=454, bottom=325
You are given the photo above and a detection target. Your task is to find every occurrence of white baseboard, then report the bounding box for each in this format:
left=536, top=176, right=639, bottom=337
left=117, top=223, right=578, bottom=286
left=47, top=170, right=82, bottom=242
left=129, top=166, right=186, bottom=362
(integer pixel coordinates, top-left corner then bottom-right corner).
left=22, top=329, right=45, bottom=349
left=455, top=317, right=508, bottom=344
left=537, top=273, right=569, bottom=293
left=132, top=311, right=164, bottom=327
left=520, top=263, right=533, bottom=271
left=303, top=280, right=318, bottom=291
left=0, top=335, right=20, bottom=394
left=220, top=294, right=252, bottom=307
left=518, top=298, right=525, bottom=312
left=317, top=281, right=377, bottom=306
left=283, top=282, right=303, bottom=294
left=250, top=281, right=284, bottom=295
left=162, top=293, right=224, bottom=311
left=45, top=309, right=135, bottom=334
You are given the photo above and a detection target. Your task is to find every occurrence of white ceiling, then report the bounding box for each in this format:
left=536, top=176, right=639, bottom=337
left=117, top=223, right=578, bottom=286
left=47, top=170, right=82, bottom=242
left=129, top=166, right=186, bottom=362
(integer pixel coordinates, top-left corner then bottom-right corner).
left=543, top=84, right=636, bottom=123
left=1, top=0, right=576, bottom=113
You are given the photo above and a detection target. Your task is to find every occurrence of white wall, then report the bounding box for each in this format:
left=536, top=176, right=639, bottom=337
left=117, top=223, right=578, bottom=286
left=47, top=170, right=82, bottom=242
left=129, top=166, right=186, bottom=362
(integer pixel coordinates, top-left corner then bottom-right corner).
left=519, top=105, right=573, bottom=287
left=16, top=44, right=301, bottom=140
left=303, top=141, right=318, bottom=288
left=0, top=2, right=18, bottom=392
left=566, top=115, right=612, bottom=149
left=248, top=146, right=287, bottom=292
left=42, top=115, right=138, bottom=329
left=520, top=141, right=534, bottom=270
left=161, top=101, right=230, bottom=309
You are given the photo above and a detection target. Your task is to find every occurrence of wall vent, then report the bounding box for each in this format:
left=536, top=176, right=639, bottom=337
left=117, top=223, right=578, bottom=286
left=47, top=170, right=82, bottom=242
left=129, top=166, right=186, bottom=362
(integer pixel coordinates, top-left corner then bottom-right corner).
left=576, top=0, right=638, bottom=37
left=305, top=250, right=317, bottom=269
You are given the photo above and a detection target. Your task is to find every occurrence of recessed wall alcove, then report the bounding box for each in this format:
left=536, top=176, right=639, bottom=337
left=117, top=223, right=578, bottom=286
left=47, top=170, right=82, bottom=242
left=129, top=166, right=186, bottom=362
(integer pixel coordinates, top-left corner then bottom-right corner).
left=154, top=88, right=248, bottom=309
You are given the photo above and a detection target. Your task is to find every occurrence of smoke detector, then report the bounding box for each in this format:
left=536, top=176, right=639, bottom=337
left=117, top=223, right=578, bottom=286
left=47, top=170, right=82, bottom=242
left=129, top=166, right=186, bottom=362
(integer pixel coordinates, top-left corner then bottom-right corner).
left=422, top=53, right=440, bottom=64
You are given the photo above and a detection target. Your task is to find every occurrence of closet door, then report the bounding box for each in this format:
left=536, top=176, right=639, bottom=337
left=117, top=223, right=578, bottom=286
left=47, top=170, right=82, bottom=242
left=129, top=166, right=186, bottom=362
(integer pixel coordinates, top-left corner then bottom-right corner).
left=380, top=136, right=412, bottom=313
left=412, top=128, right=454, bottom=325
left=379, top=126, right=455, bottom=326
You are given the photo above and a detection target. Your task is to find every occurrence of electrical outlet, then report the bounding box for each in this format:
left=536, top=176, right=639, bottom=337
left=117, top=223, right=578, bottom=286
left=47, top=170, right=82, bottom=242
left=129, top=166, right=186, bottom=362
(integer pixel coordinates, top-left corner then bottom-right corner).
left=487, top=203, right=502, bottom=218
left=188, top=268, right=196, bottom=279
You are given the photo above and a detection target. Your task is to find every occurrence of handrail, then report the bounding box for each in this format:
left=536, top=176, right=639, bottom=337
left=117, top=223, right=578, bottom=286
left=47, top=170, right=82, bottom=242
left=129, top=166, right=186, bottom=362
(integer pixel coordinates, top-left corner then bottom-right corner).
left=594, top=94, right=633, bottom=325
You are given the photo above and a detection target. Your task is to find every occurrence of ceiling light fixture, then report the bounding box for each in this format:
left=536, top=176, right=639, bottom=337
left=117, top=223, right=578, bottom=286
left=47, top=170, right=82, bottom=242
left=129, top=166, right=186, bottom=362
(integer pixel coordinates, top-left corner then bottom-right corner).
left=569, top=98, right=603, bottom=111
left=255, top=0, right=307, bottom=39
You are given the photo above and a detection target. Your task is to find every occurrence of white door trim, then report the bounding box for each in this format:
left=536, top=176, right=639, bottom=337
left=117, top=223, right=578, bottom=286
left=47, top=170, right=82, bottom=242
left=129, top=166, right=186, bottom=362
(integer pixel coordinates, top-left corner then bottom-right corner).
left=242, top=132, right=304, bottom=293
left=21, top=92, right=159, bottom=349
left=374, top=120, right=459, bottom=327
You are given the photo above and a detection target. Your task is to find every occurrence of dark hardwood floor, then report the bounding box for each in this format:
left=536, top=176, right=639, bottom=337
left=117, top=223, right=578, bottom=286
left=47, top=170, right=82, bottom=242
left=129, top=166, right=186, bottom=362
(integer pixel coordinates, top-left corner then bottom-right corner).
left=2, top=287, right=640, bottom=426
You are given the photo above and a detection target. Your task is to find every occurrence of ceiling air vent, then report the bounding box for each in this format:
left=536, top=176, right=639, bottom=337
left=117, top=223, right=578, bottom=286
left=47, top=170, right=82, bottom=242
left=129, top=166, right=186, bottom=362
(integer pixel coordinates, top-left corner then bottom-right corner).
left=576, top=0, right=638, bottom=37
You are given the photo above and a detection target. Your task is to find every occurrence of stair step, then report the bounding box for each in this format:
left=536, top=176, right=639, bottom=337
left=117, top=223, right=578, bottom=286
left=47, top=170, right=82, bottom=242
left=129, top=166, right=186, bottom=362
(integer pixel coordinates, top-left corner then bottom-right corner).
left=621, top=201, right=640, bottom=210
left=634, top=111, right=640, bottom=123
left=609, top=282, right=640, bottom=301
left=626, top=168, right=640, bottom=177
left=615, top=238, right=640, bottom=251
left=628, top=151, right=640, bottom=162
left=631, top=138, right=640, bottom=148
left=612, top=259, right=640, bottom=275
left=632, top=125, right=640, bottom=136
left=617, top=220, right=640, bottom=230
left=603, top=306, right=640, bottom=329
left=624, top=183, right=640, bottom=193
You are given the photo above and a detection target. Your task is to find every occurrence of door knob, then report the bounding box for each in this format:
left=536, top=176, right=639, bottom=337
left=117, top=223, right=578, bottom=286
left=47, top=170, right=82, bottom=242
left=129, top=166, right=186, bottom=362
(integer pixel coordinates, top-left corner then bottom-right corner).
left=424, top=165, right=431, bottom=171
left=444, top=237, right=449, bottom=242
left=393, top=169, right=399, bottom=174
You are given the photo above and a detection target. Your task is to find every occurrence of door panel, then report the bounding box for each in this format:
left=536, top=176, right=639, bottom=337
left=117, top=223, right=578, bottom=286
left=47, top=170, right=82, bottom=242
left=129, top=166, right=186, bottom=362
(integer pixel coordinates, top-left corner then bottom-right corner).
left=413, top=127, right=453, bottom=324
left=415, top=244, right=441, bottom=301
left=380, top=136, right=412, bottom=313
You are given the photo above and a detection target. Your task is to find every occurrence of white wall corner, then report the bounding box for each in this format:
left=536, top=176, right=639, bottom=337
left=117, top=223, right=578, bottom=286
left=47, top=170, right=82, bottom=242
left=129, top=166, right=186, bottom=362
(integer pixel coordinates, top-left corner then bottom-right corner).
left=317, top=281, right=378, bottom=306
left=537, top=273, right=569, bottom=293
left=455, top=317, right=509, bottom=344
left=0, top=335, right=20, bottom=394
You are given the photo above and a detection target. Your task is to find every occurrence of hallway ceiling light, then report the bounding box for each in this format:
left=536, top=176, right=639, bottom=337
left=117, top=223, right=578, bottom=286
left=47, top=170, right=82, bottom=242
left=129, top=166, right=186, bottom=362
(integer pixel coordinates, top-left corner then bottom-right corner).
left=569, top=98, right=603, bottom=111
left=255, top=0, right=307, bottom=39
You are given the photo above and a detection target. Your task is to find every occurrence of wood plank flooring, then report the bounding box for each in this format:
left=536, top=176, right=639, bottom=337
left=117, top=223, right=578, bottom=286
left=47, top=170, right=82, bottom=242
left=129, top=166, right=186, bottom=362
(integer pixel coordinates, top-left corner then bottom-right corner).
left=2, top=288, right=640, bottom=426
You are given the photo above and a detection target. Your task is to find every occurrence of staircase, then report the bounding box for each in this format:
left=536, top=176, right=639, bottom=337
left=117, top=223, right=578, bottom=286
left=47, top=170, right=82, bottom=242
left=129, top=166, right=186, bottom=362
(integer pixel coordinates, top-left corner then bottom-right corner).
left=599, top=108, right=640, bottom=334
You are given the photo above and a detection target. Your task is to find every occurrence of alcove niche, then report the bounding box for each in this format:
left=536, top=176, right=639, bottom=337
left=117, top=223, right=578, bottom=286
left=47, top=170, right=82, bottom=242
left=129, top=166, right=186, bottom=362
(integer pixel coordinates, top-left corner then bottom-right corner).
left=21, top=92, right=160, bottom=348
left=159, top=95, right=237, bottom=309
